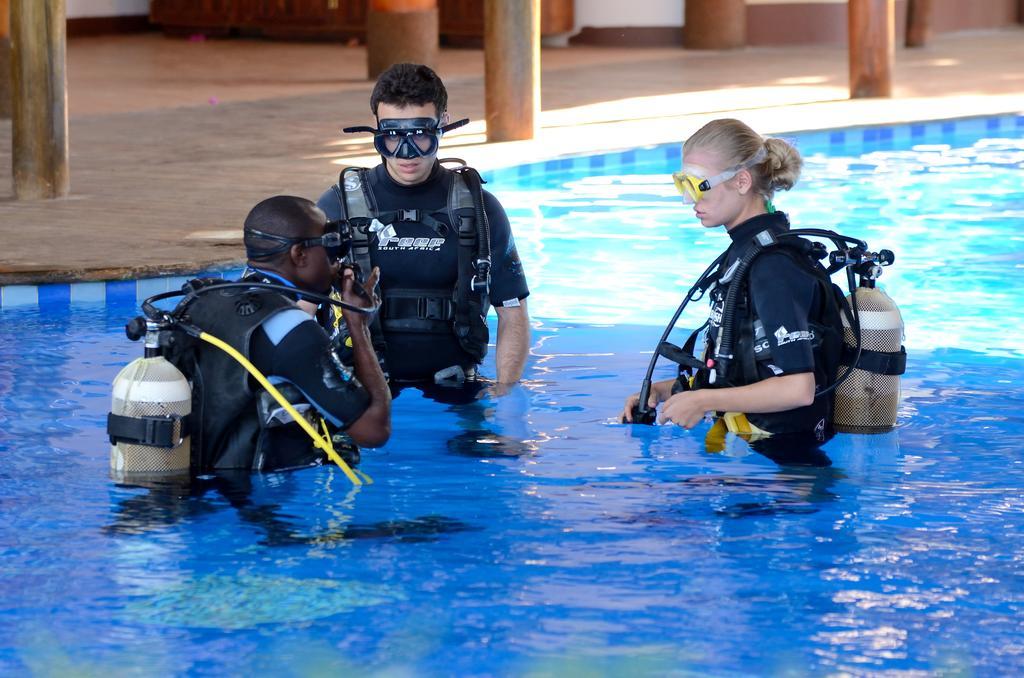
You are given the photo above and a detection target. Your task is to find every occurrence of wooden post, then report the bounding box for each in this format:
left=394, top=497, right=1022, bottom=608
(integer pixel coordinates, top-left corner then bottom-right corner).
left=484, top=0, right=539, bottom=142
left=11, top=0, right=68, bottom=199
left=905, top=0, right=932, bottom=47
left=366, top=0, right=439, bottom=80
left=683, top=0, right=746, bottom=50
left=1, top=0, right=11, bottom=119
left=849, top=0, right=894, bottom=99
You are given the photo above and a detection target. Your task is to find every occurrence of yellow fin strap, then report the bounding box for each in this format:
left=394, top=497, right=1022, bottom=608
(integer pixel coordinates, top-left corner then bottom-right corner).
left=198, top=332, right=363, bottom=486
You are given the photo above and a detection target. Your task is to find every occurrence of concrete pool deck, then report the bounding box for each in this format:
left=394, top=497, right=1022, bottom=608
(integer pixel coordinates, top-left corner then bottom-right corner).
left=0, top=28, right=1022, bottom=285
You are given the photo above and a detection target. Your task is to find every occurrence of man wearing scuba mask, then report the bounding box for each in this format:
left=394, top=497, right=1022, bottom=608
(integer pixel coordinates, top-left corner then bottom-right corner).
left=185, top=196, right=392, bottom=471
left=622, top=119, right=846, bottom=455
left=317, top=63, right=530, bottom=401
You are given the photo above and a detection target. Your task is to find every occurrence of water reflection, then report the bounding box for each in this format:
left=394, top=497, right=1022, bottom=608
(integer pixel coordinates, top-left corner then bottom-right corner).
left=105, top=470, right=477, bottom=546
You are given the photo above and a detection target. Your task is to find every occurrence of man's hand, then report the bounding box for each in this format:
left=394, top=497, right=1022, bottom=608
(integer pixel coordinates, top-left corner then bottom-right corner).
left=337, top=263, right=391, bottom=448
left=338, top=265, right=380, bottom=330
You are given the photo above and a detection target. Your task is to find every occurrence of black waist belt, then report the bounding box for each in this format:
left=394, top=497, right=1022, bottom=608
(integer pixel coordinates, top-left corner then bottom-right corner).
left=108, top=413, right=191, bottom=448
left=382, top=291, right=454, bottom=334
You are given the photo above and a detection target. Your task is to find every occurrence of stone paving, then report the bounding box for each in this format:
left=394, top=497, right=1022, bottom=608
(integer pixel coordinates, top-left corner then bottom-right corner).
left=0, top=28, right=1022, bottom=284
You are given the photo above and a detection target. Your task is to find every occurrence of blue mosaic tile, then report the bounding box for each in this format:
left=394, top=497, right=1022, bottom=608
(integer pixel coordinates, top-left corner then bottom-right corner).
left=986, top=117, right=1002, bottom=133
left=2, top=285, right=39, bottom=308
left=910, top=124, right=925, bottom=139
left=633, top=145, right=664, bottom=169
left=829, top=131, right=845, bottom=146
left=517, top=163, right=533, bottom=179
left=1016, top=115, right=1024, bottom=129
left=664, top=145, right=681, bottom=164
left=792, top=131, right=829, bottom=154
left=618, top=150, right=637, bottom=169
left=953, top=117, right=987, bottom=138
left=589, top=154, right=605, bottom=171
left=891, top=125, right=912, bottom=147
left=104, top=280, right=137, bottom=304
left=136, top=277, right=170, bottom=300
left=164, top=276, right=194, bottom=291
left=70, top=282, right=106, bottom=303
left=941, top=121, right=956, bottom=137
left=37, top=284, right=71, bottom=308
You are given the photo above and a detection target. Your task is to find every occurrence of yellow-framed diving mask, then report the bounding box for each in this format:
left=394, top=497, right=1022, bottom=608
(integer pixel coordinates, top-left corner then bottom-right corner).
left=672, top=146, right=768, bottom=205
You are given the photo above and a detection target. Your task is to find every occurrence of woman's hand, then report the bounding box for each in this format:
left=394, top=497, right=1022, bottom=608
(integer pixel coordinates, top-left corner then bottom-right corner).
left=621, top=379, right=673, bottom=423
left=657, top=390, right=709, bottom=429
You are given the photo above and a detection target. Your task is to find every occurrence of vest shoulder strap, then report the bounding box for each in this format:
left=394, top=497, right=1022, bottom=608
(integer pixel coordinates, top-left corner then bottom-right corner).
left=337, top=167, right=376, bottom=275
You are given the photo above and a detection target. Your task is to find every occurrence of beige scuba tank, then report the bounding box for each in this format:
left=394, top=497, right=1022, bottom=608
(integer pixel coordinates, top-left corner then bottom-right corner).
left=834, top=285, right=905, bottom=433
left=109, top=356, right=192, bottom=480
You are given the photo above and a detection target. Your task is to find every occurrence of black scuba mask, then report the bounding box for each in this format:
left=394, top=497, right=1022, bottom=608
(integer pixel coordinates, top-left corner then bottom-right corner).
left=342, top=117, right=470, bottom=159
left=244, top=220, right=353, bottom=262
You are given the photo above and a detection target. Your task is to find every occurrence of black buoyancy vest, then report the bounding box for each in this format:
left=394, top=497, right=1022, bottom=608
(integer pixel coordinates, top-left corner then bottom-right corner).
left=729, top=247, right=846, bottom=391
left=169, top=284, right=297, bottom=471
left=331, top=165, right=491, bottom=363
left=687, top=234, right=848, bottom=436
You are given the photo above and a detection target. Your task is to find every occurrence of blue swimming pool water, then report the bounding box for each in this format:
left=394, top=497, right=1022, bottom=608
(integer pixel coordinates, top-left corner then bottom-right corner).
left=2, top=119, right=1023, bottom=675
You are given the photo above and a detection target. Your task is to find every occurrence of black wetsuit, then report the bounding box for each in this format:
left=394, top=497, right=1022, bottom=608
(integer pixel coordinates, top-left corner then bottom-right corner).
left=317, top=162, right=530, bottom=383
left=702, top=212, right=835, bottom=445
left=183, top=274, right=370, bottom=472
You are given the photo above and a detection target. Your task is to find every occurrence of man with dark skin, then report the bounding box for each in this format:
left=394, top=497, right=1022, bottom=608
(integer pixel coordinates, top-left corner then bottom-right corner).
left=231, top=196, right=391, bottom=458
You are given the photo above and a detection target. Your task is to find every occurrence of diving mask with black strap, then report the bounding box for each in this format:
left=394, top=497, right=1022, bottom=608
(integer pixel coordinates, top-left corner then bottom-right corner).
left=343, top=117, right=470, bottom=159
left=244, top=220, right=354, bottom=263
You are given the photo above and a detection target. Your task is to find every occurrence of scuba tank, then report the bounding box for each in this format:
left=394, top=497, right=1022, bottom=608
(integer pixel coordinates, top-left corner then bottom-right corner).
left=834, top=282, right=905, bottom=433
left=107, top=276, right=381, bottom=486
left=108, top=318, right=192, bottom=481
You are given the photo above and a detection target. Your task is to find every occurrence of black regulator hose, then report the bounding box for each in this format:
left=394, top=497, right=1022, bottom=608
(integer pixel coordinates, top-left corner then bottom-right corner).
left=629, top=250, right=729, bottom=425
left=140, top=280, right=380, bottom=324
left=460, top=167, right=492, bottom=290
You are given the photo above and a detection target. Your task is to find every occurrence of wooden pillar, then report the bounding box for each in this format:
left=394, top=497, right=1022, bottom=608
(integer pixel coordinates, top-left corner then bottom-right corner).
left=683, top=0, right=746, bottom=50
left=484, top=0, right=539, bottom=142
left=1, top=0, right=11, bottom=119
left=366, top=0, right=439, bottom=80
left=905, top=0, right=932, bottom=47
left=849, top=0, right=894, bottom=99
left=11, top=0, right=68, bottom=199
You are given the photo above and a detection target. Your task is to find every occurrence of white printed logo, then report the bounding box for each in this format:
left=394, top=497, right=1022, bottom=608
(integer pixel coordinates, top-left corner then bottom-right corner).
left=377, top=234, right=446, bottom=251
left=774, top=325, right=814, bottom=346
